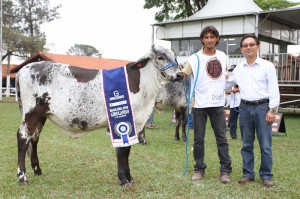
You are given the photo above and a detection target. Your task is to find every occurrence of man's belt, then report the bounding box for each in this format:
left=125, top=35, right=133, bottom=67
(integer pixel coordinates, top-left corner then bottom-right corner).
left=241, top=99, right=269, bottom=106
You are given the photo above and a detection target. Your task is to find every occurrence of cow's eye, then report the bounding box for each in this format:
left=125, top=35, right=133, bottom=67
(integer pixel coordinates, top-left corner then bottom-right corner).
left=158, top=56, right=164, bottom=60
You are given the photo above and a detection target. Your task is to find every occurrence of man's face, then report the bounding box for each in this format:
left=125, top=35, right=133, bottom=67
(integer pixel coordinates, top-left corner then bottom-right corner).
left=201, top=32, right=219, bottom=48
left=240, top=37, right=259, bottom=58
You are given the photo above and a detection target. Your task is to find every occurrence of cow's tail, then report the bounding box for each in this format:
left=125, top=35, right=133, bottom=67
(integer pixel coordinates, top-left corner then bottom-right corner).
left=26, top=142, right=33, bottom=158
left=15, top=72, right=23, bottom=113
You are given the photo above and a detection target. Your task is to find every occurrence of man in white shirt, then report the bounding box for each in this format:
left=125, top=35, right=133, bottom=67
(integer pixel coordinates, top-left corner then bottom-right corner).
left=226, top=34, right=280, bottom=187
left=178, top=26, right=232, bottom=183
left=225, top=65, right=241, bottom=139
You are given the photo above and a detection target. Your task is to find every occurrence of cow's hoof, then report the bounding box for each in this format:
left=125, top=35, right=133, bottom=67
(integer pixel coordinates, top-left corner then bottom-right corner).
left=17, top=172, right=28, bottom=185
left=182, top=138, right=186, bottom=142
left=33, top=167, right=42, bottom=176
left=175, top=136, right=180, bottom=141
left=19, top=179, right=28, bottom=185
left=127, top=179, right=134, bottom=184
left=121, top=179, right=133, bottom=186
left=139, top=139, right=146, bottom=145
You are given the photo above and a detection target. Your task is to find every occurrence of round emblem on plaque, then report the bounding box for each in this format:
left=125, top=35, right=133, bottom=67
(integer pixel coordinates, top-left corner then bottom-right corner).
left=115, top=122, right=132, bottom=136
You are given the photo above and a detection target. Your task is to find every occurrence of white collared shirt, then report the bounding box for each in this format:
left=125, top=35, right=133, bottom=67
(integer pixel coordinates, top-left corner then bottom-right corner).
left=226, top=57, right=280, bottom=108
left=229, top=91, right=241, bottom=108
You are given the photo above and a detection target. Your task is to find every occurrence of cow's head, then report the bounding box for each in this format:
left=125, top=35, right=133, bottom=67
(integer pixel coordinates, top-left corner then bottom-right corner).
left=130, top=45, right=180, bottom=84
left=155, top=80, right=189, bottom=111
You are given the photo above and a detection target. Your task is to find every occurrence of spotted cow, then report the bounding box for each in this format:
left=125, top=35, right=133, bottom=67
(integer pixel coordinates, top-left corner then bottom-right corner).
left=155, top=78, right=191, bottom=141
left=15, top=45, right=180, bottom=186
left=137, top=80, right=189, bottom=144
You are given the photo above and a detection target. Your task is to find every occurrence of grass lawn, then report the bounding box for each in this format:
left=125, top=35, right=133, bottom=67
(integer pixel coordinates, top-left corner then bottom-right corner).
left=0, top=99, right=299, bottom=198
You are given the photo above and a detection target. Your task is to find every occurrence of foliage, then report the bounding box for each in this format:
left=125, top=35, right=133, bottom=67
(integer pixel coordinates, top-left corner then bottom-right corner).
left=2, top=0, right=61, bottom=58
left=144, top=0, right=208, bottom=22
left=67, top=44, right=102, bottom=57
left=144, top=0, right=299, bottom=22
left=2, top=27, right=46, bottom=58
left=254, top=0, right=299, bottom=10
left=0, top=100, right=300, bottom=198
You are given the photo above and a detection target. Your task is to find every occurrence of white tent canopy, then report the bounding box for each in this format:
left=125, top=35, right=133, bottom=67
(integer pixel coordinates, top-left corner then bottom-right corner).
left=189, top=0, right=262, bottom=19
left=153, top=0, right=300, bottom=47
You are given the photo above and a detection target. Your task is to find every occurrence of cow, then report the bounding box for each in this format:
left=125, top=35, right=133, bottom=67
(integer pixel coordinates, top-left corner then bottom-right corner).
left=137, top=77, right=191, bottom=144
left=15, top=45, right=180, bottom=186
left=136, top=80, right=188, bottom=144
left=155, top=79, right=191, bottom=141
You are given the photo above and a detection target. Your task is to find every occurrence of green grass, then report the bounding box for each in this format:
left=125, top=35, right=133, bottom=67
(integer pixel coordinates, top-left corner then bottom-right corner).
left=0, top=100, right=299, bottom=198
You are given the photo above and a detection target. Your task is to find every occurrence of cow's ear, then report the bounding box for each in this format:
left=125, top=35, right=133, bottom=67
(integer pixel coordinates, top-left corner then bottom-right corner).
left=130, top=57, right=150, bottom=69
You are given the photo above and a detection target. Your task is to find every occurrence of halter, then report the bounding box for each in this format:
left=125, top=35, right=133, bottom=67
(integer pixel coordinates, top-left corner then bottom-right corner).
left=160, top=60, right=178, bottom=71
left=160, top=60, right=178, bottom=77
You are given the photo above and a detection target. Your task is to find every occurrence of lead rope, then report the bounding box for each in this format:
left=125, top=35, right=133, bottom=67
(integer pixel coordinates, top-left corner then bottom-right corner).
left=183, top=54, right=200, bottom=176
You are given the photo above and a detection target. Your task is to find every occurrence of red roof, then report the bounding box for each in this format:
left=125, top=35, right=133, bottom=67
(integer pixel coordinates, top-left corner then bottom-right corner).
left=10, top=52, right=133, bottom=73
left=2, top=64, right=17, bottom=78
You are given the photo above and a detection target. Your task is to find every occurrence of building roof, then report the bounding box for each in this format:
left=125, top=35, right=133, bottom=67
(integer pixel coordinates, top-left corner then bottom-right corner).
left=10, top=52, right=132, bottom=73
left=152, top=0, right=300, bottom=29
left=2, top=64, right=17, bottom=78
left=259, top=7, right=300, bottom=29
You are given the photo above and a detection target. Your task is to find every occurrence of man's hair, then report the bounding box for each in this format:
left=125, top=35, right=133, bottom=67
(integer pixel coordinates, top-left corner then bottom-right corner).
left=240, top=34, right=260, bottom=48
left=200, top=26, right=220, bottom=46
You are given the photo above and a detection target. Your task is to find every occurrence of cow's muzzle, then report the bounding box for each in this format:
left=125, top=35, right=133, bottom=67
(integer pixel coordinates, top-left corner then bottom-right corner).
left=172, top=72, right=185, bottom=82
left=160, top=60, right=178, bottom=80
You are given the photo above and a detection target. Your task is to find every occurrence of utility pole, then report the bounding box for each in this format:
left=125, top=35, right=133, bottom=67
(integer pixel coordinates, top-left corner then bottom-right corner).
left=5, top=10, right=12, bottom=97
left=0, top=0, right=3, bottom=100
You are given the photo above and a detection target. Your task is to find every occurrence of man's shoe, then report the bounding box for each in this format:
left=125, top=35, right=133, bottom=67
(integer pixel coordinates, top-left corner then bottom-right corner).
left=238, top=176, right=255, bottom=183
left=219, top=173, right=230, bottom=183
left=262, top=179, right=273, bottom=187
left=192, top=172, right=204, bottom=181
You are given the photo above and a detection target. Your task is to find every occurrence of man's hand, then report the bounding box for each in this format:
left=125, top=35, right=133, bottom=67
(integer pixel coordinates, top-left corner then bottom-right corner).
left=225, top=89, right=231, bottom=95
left=265, top=111, right=276, bottom=125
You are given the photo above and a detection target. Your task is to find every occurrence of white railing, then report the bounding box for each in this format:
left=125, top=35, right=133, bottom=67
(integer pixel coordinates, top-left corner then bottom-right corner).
left=2, top=87, right=16, bottom=96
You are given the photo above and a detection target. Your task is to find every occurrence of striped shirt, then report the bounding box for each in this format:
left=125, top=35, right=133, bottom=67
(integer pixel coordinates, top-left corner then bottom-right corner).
left=226, top=57, right=280, bottom=108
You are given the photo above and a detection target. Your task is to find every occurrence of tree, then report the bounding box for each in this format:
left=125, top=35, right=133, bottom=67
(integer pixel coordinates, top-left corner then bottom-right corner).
left=2, top=0, right=61, bottom=58
left=144, top=0, right=208, bottom=22
left=144, top=0, right=299, bottom=22
left=67, top=44, right=102, bottom=57
left=255, top=0, right=298, bottom=10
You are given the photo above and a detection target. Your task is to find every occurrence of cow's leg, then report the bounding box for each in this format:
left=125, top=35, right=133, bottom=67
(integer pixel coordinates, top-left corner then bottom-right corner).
left=17, top=127, right=29, bottom=184
left=29, top=137, right=43, bottom=176
left=174, top=110, right=181, bottom=140
left=138, top=127, right=146, bottom=144
left=116, top=146, right=132, bottom=186
left=181, top=107, right=187, bottom=142
left=29, top=116, right=46, bottom=176
left=17, top=113, right=47, bottom=185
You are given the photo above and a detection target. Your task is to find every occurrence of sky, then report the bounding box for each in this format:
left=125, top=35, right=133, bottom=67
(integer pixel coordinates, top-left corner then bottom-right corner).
left=41, top=0, right=170, bottom=61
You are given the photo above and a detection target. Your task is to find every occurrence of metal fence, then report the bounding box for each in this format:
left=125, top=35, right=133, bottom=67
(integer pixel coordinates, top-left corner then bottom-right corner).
left=228, top=53, right=300, bottom=110
left=228, top=53, right=300, bottom=85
